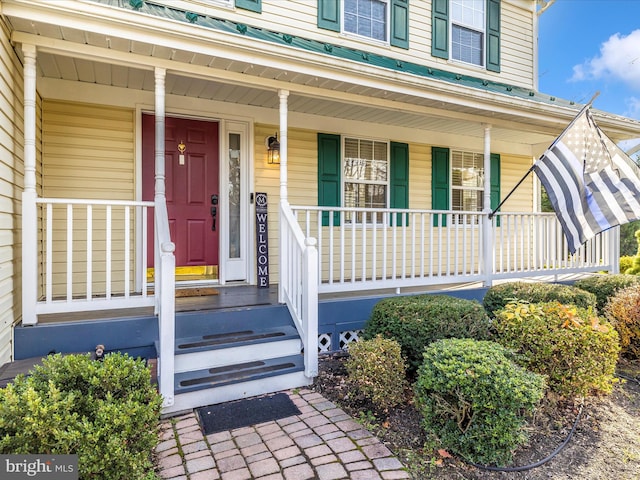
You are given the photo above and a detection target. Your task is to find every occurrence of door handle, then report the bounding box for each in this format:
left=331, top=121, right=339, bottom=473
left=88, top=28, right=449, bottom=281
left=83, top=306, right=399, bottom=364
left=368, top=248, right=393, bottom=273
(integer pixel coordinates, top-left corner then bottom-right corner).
left=211, top=207, right=217, bottom=231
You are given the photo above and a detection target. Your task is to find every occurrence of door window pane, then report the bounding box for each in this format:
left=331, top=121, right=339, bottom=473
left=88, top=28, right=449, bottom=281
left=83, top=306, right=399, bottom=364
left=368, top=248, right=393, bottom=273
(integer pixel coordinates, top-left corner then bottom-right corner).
left=228, top=133, right=241, bottom=258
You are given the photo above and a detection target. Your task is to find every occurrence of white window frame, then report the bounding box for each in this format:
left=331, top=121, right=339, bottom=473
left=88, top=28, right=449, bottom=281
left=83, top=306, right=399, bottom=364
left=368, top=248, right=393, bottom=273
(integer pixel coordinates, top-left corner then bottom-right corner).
left=450, top=0, right=486, bottom=67
left=342, top=0, right=390, bottom=45
left=450, top=149, right=484, bottom=224
left=342, top=136, right=390, bottom=224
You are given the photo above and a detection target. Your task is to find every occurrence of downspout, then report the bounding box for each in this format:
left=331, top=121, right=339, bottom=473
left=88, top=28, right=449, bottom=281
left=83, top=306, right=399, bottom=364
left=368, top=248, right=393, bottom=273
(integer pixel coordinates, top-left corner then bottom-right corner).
left=482, top=124, right=494, bottom=287
left=278, top=89, right=289, bottom=304
left=22, top=44, right=38, bottom=326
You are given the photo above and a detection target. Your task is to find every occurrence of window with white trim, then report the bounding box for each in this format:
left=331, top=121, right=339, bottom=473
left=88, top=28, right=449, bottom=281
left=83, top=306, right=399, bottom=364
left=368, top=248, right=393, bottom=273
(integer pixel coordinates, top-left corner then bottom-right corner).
left=451, top=150, right=484, bottom=214
left=451, top=0, right=485, bottom=66
left=343, top=0, right=389, bottom=43
left=343, top=137, right=388, bottom=223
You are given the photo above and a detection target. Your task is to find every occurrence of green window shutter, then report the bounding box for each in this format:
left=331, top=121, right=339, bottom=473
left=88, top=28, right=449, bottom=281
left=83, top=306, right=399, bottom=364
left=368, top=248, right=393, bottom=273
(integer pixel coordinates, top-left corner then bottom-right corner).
left=390, top=142, right=409, bottom=226
left=235, top=0, right=261, bottom=13
left=486, top=0, right=501, bottom=72
left=390, top=0, right=409, bottom=49
left=318, top=0, right=340, bottom=32
left=431, top=146, right=449, bottom=227
left=431, top=0, right=449, bottom=59
left=490, top=153, right=501, bottom=226
left=318, top=133, right=341, bottom=226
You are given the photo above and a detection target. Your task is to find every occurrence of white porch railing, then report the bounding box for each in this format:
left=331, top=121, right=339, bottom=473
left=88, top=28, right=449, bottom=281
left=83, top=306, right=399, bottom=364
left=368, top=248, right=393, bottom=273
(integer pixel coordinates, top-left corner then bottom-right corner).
left=291, top=206, right=616, bottom=293
left=491, top=212, right=616, bottom=278
left=29, top=196, right=176, bottom=407
left=280, top=201, right=318, bottom=378
left=154, top=199, right=176, bottom=408
left=33, top=198, right=155, bottom=316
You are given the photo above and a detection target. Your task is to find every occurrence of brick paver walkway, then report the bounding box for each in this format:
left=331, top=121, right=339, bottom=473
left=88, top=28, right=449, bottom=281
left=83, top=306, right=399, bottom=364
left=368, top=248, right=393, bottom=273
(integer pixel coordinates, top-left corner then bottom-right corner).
left=155, top=389, right=410, bottom=480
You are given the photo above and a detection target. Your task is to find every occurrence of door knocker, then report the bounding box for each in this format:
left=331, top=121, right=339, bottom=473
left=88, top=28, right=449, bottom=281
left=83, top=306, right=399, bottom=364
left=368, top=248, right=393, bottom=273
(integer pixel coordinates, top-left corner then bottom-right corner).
left=178, top=140, right=186, bottom=165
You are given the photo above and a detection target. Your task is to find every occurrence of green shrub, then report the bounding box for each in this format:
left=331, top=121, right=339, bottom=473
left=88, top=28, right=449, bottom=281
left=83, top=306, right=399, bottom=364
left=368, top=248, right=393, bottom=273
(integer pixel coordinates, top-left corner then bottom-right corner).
left=345, top=335, right=408, bottom=410
left=494, top=302, right=620, bottom=397
left=483, top=281, right=596, bottom=317
left=574, top=274, right=640, bottom=314
left=0, top=353, right=162, bottom=480
left=604, top=284, right=640, bottom=359
left=620, top=256, right=634, bottom=274
left=414, top=338, right=545, bottom=466
left=364, top=294, right=491, bottom=373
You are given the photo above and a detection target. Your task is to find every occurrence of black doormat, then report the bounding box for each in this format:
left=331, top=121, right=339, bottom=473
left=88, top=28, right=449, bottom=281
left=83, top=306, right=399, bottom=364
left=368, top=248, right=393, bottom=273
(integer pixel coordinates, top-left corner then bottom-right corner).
left=196, top=392, right=301, bottom=435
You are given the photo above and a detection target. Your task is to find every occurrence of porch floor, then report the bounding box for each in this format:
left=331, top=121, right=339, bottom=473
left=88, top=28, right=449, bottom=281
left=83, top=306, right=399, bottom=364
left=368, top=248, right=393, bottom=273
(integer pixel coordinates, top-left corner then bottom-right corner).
left=37, top=284, right=280, bottom=324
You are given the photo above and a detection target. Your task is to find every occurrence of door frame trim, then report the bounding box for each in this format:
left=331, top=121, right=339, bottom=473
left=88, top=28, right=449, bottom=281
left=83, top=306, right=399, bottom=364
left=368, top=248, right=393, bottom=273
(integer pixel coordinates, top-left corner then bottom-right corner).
left=135, top=105, right=255, bottom=288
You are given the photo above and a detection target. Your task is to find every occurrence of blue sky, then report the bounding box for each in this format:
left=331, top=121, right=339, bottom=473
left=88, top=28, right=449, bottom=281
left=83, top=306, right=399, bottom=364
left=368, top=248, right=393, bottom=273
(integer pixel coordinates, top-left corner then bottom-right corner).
left=538, top=0, right=640, bottom=121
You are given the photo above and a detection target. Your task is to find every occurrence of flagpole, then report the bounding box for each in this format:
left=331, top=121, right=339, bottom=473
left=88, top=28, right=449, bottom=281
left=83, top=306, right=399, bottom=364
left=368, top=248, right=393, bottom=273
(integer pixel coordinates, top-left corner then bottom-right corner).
left=488, top=91, right=601, bottom=219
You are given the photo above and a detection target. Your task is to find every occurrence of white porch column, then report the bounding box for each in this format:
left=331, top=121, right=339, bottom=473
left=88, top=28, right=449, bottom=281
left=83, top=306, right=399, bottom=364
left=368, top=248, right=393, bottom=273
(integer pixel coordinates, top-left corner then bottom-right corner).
left=155, top=68, right=167, bottom=201
left=278, top=89, right=289, bottom=304
left=279, top=89, right=289, bottom=203
left=482, top=124, right=494, bottom=287
left=22, top=44, right=38, bottom=325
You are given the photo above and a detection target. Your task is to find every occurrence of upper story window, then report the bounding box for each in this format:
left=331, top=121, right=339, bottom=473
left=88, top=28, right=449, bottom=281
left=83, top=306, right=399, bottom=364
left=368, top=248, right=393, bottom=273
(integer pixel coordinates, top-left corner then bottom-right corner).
left=317, top=0, right=409, bottom=49
left=451, top=0, right=484, bottom=66
left=432, top=0, right=501, bottom=72
left=343, top=0, right=389, bottom=42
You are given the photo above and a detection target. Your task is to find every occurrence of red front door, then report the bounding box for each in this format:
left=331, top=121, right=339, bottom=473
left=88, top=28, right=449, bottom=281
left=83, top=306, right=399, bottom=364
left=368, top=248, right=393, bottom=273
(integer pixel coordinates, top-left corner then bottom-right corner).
left=142, top=114, right=219, bottom=268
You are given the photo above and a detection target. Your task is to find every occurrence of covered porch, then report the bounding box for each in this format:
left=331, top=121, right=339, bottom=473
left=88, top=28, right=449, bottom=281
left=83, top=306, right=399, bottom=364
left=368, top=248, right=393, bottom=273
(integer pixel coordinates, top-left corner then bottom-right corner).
left=4, top=0, right=634, bottom=411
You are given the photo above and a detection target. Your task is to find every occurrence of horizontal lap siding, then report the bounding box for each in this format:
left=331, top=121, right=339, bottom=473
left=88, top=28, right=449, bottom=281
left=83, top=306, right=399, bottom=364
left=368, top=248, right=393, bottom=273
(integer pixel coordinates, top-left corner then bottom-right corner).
left=161, top=0, right=534, bottom=88
left=0, top=19, right=27, bottom=363
left=42, top=100, right=136, bottom=297
left=268, top=135, right=533, bottom=284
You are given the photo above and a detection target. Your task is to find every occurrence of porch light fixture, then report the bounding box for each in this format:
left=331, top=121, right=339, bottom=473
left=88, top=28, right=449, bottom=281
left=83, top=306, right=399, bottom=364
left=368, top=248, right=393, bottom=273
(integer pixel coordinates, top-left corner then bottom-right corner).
left=265, top=132, right=280, bottom=165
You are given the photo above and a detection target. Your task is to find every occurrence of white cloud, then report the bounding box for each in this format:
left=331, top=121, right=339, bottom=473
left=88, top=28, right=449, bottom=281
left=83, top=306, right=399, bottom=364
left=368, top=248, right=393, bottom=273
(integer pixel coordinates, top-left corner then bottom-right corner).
left=624, top=96, right=640, bottom=120
left=570, top=30, right=640, bottom=89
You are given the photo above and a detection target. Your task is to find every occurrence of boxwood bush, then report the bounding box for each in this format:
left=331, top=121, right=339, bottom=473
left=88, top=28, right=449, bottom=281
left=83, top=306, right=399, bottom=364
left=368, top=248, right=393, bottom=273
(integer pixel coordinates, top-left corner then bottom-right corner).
left=494, top=302, right=620, bottom=397
left=574, top=274, right=640, bottom=314
left=604, top=284, right=640, bottom=359
left=0, top=353, right=162, bottom=480
left=620, top=256, right=634, bottom=275
left=364, top=294, right=492, bottom=373
left=345, top=335, right=408, bottom=410
left=483, top=281, right=596, bottom=317
left=414, top=338, right=545, bottom=466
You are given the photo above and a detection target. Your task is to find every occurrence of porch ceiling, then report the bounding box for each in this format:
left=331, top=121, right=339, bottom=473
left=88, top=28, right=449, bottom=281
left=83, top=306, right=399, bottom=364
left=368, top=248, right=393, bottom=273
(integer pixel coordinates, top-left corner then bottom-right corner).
left=5, top=5, right=640, bottom=146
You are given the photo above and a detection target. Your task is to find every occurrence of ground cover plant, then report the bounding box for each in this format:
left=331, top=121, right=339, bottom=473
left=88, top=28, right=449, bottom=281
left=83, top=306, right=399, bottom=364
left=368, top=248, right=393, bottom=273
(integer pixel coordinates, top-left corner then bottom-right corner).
left=0, top=353, right=162, bottom=480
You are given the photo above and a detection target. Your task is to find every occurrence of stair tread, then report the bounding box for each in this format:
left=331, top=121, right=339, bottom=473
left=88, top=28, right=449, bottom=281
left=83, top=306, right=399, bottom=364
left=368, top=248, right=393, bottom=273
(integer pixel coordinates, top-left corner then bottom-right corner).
left=175, top=324, right=299, bottom=354
left=175, top=355, right=304, bottom=395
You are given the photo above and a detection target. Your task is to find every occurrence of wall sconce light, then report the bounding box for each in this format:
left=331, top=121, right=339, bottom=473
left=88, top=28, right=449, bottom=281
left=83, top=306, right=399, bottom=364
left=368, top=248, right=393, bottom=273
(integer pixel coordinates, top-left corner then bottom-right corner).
left=265, top=132, right=280, bottom=165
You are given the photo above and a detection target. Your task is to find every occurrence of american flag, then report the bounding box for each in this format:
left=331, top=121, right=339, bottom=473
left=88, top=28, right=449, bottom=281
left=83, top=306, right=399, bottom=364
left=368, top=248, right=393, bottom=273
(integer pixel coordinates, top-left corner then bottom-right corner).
left=532, top=107, right=640, bottom=254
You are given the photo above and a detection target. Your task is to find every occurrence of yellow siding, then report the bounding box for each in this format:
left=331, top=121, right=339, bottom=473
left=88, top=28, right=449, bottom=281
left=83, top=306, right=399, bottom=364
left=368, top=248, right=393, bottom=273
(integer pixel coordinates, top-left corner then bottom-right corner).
left=42, top=100, right=136, bottom=297
left=171, top=0, right=535, bottom=88
left=0, top=18, right=29, bottom=363
left=254, top=125, right=534, bottom=284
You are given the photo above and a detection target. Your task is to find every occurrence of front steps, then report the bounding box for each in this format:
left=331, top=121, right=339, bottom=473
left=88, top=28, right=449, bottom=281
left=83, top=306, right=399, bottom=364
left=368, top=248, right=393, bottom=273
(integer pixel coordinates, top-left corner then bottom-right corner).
left=163, top=304, right=312, bottom=415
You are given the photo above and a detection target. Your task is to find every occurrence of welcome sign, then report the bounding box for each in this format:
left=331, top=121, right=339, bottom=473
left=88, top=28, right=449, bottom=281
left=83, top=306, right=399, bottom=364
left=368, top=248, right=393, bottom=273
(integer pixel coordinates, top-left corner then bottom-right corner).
left=255, top=192, right=269, bottom=288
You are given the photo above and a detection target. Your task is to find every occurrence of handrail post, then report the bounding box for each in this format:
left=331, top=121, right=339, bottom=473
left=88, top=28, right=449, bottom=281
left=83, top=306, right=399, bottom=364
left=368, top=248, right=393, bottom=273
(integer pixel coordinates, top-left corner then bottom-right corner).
left=610, top=227, right=620, bottom=274
left=482, top=124, right=494, bottom=287
left=303, top=237, right=318, bottom=378
left=158, top=239, right=175, bottom=409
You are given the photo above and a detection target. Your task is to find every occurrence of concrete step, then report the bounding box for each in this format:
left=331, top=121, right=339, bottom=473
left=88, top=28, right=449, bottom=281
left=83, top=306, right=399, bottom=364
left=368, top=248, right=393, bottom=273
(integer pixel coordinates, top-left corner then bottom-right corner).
left=174, top=324, right=301, bottom=373
left=165, top=355, right=310, bottom=415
